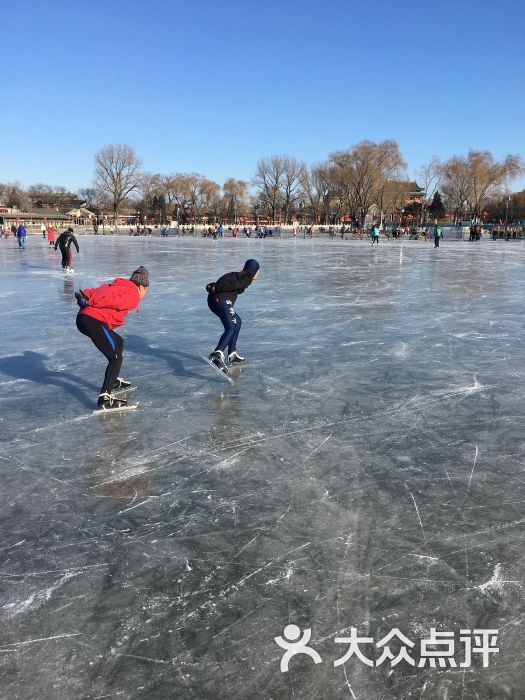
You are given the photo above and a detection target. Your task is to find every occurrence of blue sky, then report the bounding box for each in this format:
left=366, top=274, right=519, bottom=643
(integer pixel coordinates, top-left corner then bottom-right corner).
left=2, top=0, right=524, bottom=192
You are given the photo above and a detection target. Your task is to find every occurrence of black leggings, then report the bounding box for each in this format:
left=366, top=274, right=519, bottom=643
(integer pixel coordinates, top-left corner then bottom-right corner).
left=76, top=314, right=124, bottom=395
left=60, top=245, right=72, bottom=268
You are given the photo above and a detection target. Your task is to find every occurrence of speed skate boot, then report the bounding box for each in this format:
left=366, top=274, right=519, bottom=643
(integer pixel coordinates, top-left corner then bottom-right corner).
left=228, top=351, right=245, bottom=365
left=209, top=350, right=228, bottom=373
left=112, top=377, right=133, bottom=391
left=97, top=392, right=128, bottom=410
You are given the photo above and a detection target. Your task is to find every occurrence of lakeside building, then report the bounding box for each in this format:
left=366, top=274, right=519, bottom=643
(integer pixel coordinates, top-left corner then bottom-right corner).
left=0, top=206, right=72, bottom=229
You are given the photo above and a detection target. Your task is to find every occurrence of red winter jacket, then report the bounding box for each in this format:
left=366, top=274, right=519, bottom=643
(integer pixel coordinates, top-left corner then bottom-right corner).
left=78, top=278, right=140, bottom=329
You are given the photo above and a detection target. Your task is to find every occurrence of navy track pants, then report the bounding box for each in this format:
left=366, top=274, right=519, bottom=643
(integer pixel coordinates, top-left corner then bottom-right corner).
left=208, top=296, right=242, bottom=354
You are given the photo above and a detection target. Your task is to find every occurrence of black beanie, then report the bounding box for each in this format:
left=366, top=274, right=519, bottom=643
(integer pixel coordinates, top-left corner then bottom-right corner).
left=243, top=259, right=260, bottom=277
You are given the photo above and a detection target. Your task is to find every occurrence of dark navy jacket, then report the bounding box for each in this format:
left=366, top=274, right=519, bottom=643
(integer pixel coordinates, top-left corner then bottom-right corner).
left=206, top=271, right=253, bottom=304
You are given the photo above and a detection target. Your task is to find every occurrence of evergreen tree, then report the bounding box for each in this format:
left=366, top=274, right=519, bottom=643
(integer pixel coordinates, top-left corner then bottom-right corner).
left=429, top=190, right=445, bottom=217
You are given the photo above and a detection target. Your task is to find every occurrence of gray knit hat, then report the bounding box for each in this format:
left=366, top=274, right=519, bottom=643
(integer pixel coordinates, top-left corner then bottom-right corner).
left=130, top=265, right=150, bottom=287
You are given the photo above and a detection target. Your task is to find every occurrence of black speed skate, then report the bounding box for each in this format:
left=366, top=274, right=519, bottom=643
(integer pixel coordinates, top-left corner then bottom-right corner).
left=112, top=377, right=133, bottom=391
left=97, top=392, right=128, bottom=410
left=112, top=378, right=137, bottom=396
left=228, top=352, right=245, bottom=365
left=209, top=350, right=228, bottom=374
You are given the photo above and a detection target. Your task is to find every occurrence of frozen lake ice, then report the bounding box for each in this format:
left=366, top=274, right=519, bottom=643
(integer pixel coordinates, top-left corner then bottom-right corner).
left=1, top=234, right=525, bottom=698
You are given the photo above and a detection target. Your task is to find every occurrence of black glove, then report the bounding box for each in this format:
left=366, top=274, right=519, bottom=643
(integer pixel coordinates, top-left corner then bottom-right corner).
left=206, top=283, right=215, bottom=294
left=75, top=290, right=89, bottom=308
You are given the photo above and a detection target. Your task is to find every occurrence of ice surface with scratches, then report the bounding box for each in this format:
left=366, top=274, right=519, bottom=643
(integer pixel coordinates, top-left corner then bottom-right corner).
left=476, top=563, right=522, bottom=596
left=1, top=235, right=525, bottom=698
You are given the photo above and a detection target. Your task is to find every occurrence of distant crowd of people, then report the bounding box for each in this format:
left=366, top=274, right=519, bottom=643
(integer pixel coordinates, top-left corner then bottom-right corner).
left=156, top=224, right=281, bottom=239
left=1, top=221, right=57, bottom=249
left=3, top=221, right=524, bottom=247
left=469, top=224, right=482, bottom=241
left=490, top=226, right=524, bottom=241
left=0, top=223, right=79, bottom=271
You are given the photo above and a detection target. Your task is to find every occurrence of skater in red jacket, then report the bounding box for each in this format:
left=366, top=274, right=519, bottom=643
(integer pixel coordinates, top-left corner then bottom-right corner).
left=75, top=266, right=149, bottom=410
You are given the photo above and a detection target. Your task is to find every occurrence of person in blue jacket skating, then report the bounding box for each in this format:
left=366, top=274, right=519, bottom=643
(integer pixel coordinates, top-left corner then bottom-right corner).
left=17, top=223, right=27, bottom=249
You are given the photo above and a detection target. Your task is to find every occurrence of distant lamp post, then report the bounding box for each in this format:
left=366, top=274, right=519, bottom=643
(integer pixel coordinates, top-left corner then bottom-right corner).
left=254, top=204, right=259, bottom=227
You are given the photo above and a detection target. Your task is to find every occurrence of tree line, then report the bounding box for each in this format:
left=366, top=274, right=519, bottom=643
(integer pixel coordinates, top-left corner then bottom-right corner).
left=1, top=142, right=523, bottom=226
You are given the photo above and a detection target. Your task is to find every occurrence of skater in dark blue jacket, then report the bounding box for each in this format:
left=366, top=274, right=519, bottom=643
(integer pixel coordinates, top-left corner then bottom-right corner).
left=206, top=259, right=260, bottom=373
left=17, top=224, right=27, bottom=249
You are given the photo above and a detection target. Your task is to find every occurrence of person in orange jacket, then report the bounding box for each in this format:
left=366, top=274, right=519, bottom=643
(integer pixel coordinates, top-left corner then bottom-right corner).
left=75, top=266, right=149, bottom=410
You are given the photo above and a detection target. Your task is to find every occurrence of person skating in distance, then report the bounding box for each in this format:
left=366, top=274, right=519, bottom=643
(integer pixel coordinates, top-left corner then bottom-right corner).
left=433, top=223, right=443, bottom=248
left=55, top=227, right=79, bottom=272
left=206, top=259, right=260, bottom=373
left=75, top=266, right=149, bottom=410
left=17, top=223, right=27, bottom=249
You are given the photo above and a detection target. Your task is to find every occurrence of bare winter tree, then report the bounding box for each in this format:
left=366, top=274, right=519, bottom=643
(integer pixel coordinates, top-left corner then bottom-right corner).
left=301, top=163, right=335, bottom=224
left=328, top=161, right=355, bottom=221
left=165, top=174, right=194, bottom=221
left=438, top=150, right=523, bottom=222
left=139, top=173, right=163, bottom=201
left=169, top=173, right=219, bottom=222
left=380, top=178, right=413, bottom=225
left=330, top=140, right=406, bottom=227
left=26, top=183, right=78, bottom=208
left=0, top=182, right=31, bottom=210
left=373, top=144, right=407, bottom=226
left=27, top=183, right=53, bottom=205
left=93, top=144, right=142, bottom=224
left=438, top=156, right=472, bottom=222
left=281, top=157, right=306, bottom=224
left=252, top=156, right=306, bottom=223
left=157, top=174, right=187, bottom=220
left=486, top=190, right=525, bottom=222
left=252, top=156, right=286, bottom=223
left=468, top=151, right=522, bottom=217
left=138, top=173, right=166, bottom=223
left=416, top=158, right=441, bottom=223
left=222, top=178, right=248, bottom=222
left=77, top=187, right=101, bottom=209
left=199, top=178, right=221, bottom=220
left=136, top=172, right=221, bottom=223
